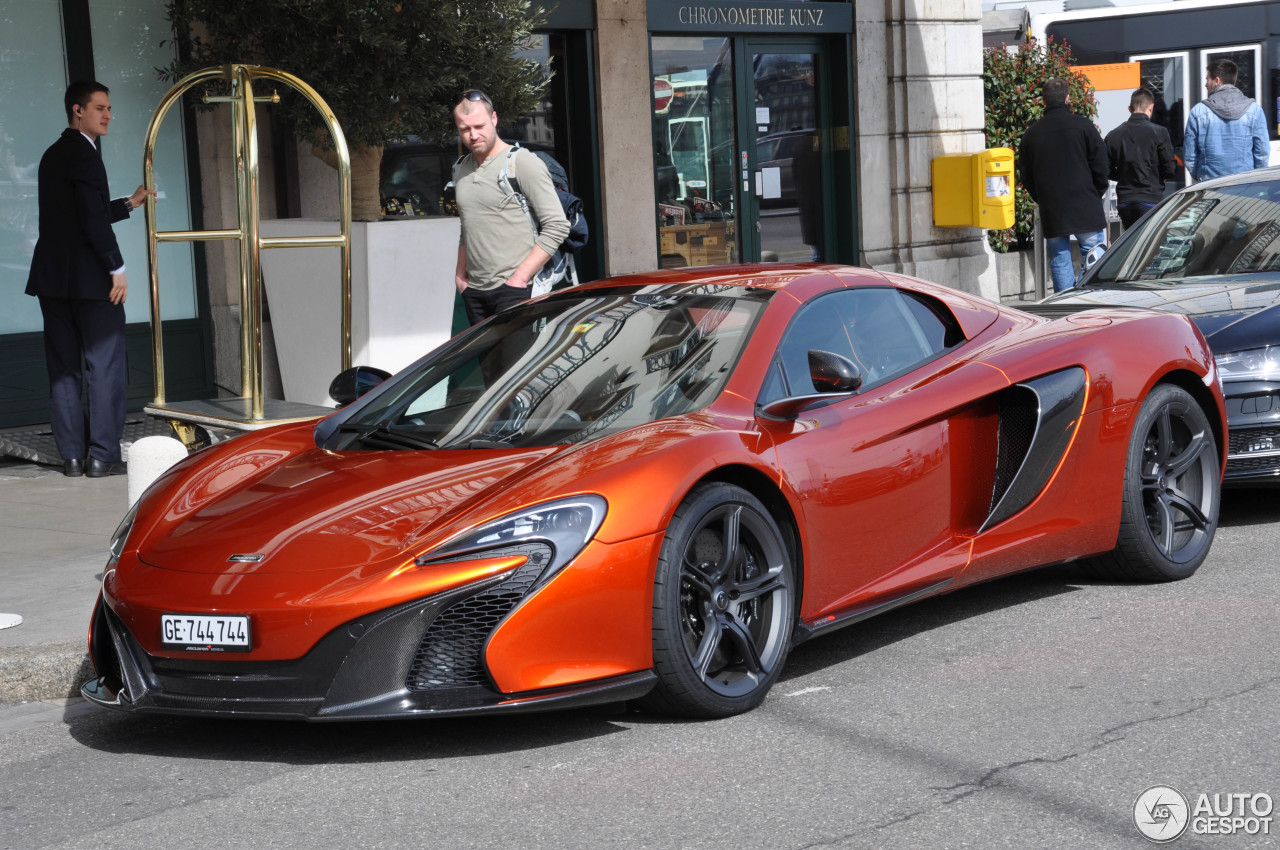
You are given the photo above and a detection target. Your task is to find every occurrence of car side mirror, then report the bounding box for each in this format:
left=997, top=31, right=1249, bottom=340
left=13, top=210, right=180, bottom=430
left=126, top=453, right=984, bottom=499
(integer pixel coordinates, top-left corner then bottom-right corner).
left=329, top=366, right=392, bottom=407
left=808, top=349, right=862, bottom=393
left=756, top=350, right=862, bottom=420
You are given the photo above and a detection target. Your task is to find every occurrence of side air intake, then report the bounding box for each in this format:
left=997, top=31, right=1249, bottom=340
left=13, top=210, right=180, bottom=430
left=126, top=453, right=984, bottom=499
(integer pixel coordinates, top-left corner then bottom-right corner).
left=982, top=367, right=1087, bottom=532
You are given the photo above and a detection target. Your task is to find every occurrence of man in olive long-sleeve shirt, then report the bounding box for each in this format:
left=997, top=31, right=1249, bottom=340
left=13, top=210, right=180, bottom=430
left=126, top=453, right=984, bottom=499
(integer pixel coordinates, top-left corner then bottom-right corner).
left=452, top=89, right=569, bottom=326
left=1105, top=87, right=1177, bottom=229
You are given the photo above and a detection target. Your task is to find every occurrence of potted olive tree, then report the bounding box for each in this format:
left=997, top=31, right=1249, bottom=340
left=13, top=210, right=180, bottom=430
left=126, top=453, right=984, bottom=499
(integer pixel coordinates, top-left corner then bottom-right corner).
left=164, top=0, right=548, bottom=220
left=163, top=0, right=550, bottom=402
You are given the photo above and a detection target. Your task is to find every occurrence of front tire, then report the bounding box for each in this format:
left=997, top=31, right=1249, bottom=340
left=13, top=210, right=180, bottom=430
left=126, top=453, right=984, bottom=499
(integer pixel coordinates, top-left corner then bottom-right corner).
left=1086, top=384, right=1220, bottom=582
left=640, top=483, right=795, bottom=718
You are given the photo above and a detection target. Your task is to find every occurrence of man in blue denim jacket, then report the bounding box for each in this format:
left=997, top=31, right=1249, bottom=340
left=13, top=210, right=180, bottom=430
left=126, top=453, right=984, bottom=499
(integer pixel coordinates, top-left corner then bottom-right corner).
left=1184, top=58, right=1270, bottom=183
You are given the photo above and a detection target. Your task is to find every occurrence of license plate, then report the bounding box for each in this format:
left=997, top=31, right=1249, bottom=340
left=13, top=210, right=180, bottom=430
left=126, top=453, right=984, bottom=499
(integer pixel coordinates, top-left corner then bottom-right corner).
left=161, top=614, right=251, bottom=651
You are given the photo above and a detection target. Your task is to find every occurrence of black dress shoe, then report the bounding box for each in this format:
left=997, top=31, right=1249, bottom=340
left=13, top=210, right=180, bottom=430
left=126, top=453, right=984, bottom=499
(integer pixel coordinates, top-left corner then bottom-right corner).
left=85, top=457, right=127, bottom=478
left=63, top=458, right=85, bottom=477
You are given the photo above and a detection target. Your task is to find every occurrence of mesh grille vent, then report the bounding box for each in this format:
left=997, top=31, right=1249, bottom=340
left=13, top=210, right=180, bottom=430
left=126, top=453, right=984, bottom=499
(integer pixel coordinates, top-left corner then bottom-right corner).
left=1227, top=454, right=1280, bottom=474
left=1227, top=427, right=1280, bottom=475
left=407, top=542, right=551, bottom=690
left=1228, top=426, right=1280, bottom=454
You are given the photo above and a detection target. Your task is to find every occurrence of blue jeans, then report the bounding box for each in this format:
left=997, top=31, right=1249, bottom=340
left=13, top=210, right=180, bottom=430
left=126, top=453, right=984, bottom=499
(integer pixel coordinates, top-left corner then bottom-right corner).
left=1046, top=230, right=1106, bottom=292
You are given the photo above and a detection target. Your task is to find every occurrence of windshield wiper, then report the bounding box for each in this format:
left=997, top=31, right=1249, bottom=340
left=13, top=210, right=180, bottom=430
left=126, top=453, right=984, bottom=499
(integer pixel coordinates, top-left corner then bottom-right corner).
left=446, top=438, right=516, bottom=450
left=335, top=422, right=439, bottom=450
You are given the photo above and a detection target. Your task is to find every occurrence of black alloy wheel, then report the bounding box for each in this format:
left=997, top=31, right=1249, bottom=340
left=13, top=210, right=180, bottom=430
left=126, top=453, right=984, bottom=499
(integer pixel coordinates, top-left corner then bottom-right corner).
left=641, top=483, right=795, bottom=718
left=1086, top=384, right=1220, bottom=582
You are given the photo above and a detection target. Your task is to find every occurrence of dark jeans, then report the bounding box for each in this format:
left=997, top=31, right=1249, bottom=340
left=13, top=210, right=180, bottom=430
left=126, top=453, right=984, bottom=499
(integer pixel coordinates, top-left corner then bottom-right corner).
left=460, top=283, right=534, bottom=387
left=461, top=283, right=530, bottom=326
left=1118, top=201, right=1156, bottom=229
left=38, top=296, right=126, bottom=463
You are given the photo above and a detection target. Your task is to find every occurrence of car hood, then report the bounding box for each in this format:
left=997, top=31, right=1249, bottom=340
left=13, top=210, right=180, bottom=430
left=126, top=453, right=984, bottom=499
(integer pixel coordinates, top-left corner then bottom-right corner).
left=134, top=432, right=566, bottom=575
left=1036, top=278, right=1280, bottom=352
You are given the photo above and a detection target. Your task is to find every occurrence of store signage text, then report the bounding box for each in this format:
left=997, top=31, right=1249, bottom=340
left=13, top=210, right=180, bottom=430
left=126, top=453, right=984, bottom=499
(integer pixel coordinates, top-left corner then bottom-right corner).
left=677, top=4, right=825, bottom=27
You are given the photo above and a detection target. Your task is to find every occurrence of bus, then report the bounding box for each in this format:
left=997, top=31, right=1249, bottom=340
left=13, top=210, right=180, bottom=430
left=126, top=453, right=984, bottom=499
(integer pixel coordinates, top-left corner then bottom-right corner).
left=1031, top=0, right=1280, bottom=174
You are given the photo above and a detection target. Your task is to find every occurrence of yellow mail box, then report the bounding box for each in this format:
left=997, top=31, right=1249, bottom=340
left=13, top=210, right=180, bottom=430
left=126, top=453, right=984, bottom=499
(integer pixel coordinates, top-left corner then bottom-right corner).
left=932, top=148, right=1015, bottom=229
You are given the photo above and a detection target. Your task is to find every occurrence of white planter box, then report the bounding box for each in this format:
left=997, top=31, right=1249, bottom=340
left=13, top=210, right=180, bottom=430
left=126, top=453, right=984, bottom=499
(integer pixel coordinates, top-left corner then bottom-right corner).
left=260, top=217, right=460, bottom=406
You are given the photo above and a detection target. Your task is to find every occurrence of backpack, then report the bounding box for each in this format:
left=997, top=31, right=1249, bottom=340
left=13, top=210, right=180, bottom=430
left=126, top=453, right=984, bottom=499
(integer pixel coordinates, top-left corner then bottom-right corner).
left=508, top=147, right=589, bottom=254
left=450, top=143, right=588, bottom=294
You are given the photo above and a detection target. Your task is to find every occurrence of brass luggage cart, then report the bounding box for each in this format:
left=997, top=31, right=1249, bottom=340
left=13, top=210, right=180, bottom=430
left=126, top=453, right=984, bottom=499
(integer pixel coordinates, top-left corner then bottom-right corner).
left=140, top=64, right=351, bottom=445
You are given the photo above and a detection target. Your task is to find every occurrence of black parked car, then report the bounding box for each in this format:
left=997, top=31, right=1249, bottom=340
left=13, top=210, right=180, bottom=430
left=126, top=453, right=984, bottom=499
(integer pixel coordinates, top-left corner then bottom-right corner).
left=1028, top=166, right=1280, bottom=485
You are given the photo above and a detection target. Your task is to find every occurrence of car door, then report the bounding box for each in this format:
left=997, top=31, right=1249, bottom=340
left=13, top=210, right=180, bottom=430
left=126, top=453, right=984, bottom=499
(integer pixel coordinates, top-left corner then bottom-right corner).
left=760, top=286, right=1001, bottom=623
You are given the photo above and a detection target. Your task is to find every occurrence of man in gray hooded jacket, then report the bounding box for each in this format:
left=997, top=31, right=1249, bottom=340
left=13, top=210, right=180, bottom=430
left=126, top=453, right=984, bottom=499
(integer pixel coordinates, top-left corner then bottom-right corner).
left=1184, top=58, right=1270, bottom=182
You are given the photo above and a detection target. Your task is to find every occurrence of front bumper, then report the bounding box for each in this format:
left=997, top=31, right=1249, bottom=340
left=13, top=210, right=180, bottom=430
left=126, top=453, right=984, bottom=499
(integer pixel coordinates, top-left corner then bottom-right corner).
left=82, top=571, right=655, bottom=721
left=1224, top=381, right=1280, bottom=484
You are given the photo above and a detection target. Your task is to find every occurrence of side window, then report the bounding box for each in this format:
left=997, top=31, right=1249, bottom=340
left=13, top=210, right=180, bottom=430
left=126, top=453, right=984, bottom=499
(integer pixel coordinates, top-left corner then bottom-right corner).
left=770, top=294, right=858, bottom=399
left=763, top=288, right=964, bottom=401
left=899, top=291, right=967, bottom=352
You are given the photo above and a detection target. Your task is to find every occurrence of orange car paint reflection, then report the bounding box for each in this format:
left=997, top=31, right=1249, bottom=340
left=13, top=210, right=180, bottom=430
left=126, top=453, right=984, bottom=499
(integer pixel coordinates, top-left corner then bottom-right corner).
left=486, top=533, right=663, bottom=692
left=138, top=437, right=562, bottom=574
left=105, top=550, right=530, bottom=660
left=94, top=266, right=1226, bottom=710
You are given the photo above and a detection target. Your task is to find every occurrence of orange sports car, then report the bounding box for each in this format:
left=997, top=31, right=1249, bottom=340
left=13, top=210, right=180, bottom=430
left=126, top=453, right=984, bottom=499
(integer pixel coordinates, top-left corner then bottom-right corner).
left=83, top=265, right=1226, bottom=720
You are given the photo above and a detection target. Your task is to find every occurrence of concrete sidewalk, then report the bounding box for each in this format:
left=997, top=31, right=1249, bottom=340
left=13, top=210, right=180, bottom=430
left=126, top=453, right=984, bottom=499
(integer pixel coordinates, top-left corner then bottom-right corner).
left=0, top=458, right=129, bottom=704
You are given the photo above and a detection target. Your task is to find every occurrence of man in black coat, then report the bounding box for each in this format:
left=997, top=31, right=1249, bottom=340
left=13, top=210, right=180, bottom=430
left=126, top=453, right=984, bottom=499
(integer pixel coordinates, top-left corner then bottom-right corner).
left=1018, top=78, right=1110, bottom=292
left=24, top=80, right=154, bottom=477
left=1106, top=87, right=1177, bottom=229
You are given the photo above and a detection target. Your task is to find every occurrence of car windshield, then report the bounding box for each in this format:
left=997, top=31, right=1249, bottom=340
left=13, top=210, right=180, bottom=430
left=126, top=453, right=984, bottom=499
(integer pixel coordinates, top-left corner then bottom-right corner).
left=1085, top=178, right=1280, bottom=285
left=332, top=284, right=772, bottom=450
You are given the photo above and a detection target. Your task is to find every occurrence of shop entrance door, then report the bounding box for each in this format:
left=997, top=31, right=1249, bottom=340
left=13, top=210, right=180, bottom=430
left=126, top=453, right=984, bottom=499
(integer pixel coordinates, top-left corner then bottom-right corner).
left=651, top=35, right=833, bottom=270
left=739, top=40, right=830, bottom=263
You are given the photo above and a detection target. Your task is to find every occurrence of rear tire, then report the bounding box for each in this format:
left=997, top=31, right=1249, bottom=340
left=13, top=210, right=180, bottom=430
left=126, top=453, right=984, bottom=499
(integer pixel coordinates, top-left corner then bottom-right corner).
left=639, top=483, right=795, bottom=718
left=1084, top=384, right=1220, bottom=582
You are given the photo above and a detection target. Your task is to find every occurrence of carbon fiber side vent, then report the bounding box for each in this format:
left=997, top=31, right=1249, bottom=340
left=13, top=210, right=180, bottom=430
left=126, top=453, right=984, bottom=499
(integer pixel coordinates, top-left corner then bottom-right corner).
left=983, top=368, right=1087, bottom=532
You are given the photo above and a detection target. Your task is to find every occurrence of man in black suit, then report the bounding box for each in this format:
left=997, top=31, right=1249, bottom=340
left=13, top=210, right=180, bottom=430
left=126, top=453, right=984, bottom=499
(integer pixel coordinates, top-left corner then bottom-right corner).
left=25, top=80, right=154, bottom=477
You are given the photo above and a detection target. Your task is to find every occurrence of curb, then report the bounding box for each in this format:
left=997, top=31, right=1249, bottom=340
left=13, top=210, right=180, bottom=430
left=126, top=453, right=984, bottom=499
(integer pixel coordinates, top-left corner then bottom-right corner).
left=0, top=643, right=93, bottom=705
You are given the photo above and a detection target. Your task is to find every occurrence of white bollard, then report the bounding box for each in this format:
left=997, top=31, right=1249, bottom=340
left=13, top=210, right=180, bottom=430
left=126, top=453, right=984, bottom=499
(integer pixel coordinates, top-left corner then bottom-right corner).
left=126, top=436, right=190, bottom=505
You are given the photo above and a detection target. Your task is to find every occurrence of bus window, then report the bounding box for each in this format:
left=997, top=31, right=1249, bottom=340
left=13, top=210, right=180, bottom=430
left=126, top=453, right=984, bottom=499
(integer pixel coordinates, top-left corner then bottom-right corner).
left=1203, top=44, right=1262, bottom=100
left=1134, top=52, right=1188, bottom=185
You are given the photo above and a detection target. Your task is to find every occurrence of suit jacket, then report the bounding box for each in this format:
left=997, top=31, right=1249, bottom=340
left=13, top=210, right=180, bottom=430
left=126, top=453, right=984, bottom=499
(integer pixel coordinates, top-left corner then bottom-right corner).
left=1018, top=103, right=1110, bottom=237
left=25, top=128, right=131, bottom=300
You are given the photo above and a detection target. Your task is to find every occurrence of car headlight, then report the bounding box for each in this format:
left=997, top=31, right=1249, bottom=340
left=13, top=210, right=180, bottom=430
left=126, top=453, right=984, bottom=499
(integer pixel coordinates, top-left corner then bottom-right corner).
left=415, top=495, right=607, bottom=586
left=108, top=503, right=139, bottom=565
left=1215, top=346, right=1280, bottom=382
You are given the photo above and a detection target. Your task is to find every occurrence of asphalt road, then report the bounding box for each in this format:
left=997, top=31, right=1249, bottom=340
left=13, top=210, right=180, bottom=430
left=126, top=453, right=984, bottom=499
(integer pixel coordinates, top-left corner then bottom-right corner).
left=3, top=489, right=1278, bottom=850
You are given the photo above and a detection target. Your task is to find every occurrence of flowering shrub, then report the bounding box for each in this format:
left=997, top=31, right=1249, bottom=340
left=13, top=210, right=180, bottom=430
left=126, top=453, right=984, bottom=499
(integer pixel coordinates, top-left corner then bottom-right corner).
left=983, top=37, right=1097, bottom=252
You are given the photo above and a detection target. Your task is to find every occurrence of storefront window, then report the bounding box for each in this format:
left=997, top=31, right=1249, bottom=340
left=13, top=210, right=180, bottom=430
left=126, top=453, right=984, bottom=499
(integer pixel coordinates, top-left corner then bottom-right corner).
left=508, top=35, right=555, bottom=148
left=753, top=52, right=823, bottom=263
left=652, top=36, right=738, bottom=269
left=88, top=1, right=197, bottom=324
left=0, top=0, right=67, bottom=334
left=0, top=2, right=195, bottom=333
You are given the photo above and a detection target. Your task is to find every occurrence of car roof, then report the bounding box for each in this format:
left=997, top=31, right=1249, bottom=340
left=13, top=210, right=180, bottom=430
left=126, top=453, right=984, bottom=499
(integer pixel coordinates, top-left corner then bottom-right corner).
left=574, top=264, right=884, bottom=292
left=570, top=264, right=1003, bottom=340
left=1181, top=164, right=1280, bottom=192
